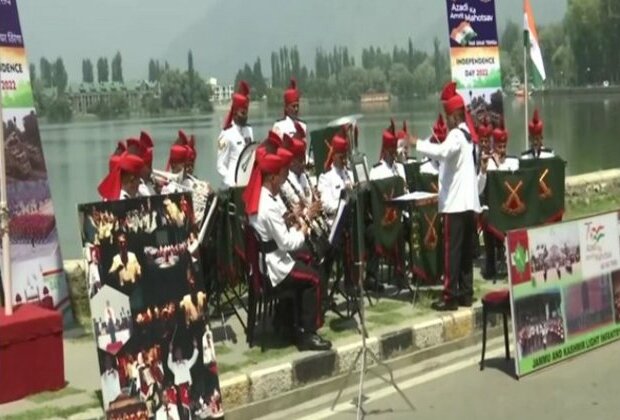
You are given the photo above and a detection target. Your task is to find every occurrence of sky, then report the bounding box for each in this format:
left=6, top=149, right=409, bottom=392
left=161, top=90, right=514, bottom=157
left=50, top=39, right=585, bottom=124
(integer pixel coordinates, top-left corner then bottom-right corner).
left=16, top=0, right=567, bottom=85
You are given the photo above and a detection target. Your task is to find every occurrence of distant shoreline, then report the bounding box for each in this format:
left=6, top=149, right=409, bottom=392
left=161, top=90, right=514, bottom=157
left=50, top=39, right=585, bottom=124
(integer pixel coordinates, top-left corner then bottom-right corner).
left=533, top=85, right=620, bottom=96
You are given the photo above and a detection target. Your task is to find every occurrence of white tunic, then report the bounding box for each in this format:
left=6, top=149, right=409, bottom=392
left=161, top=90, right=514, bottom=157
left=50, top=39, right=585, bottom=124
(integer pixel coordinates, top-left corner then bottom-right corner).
left=416, top=122, right=481, bottom=214
left=317, top=166, right=353, bottom=217
left=272, top=116, right=307, bottom=139
left=521, top=147, right=555, bottom=160
left=281, top=171, right=312, bottom=206
left=138, top=180, right=156, bottom=196
left=249, top=187, right=306, bottom=286
left=369, top=159, right=407, bottom=183
left=216, top=122, right=254, bottom=187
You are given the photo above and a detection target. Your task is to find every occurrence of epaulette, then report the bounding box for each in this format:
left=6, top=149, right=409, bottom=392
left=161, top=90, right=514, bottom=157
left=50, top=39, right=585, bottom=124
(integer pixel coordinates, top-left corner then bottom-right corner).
left=372, top=162, right=382, bottom=168
left=506, top=155, right=519, bottom=159
left=521, top=149, right=533, bottom=156
left=540, top=147, right=553, bottom=152
left=274, top=117, right=286, bottom=123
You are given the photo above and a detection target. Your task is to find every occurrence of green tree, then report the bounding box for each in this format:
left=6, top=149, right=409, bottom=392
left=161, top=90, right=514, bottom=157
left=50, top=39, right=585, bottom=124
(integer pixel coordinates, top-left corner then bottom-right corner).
left=40, top=57, right=52, bottom=88
left=501, top=20, right=521, bottom=53
left=47, top=95, right=72, bottom=123
left=52, top=58, right=68, bottom=94
left=82, top=59, right=94, bottom=83
left=253, top=58, right=267, bottom=98
left=388, top=63, right=415, bottom=99
left=148, top=59, right=161, bottom=82
left=412, top=58, right=435, bottom=98
left=97, top=57, right=109, bottom=83
left=192, top=75, right=214, bottom=113
left=29, top=63, right=36, bottom=81
left=111, top=51, right=123, bottom=83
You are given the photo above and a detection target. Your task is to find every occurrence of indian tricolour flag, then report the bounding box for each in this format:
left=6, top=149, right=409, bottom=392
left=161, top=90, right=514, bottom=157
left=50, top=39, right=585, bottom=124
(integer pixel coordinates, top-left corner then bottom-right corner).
left=451, top=21, right=477, bottom=46
left=524, top=0, right=546, bottom=86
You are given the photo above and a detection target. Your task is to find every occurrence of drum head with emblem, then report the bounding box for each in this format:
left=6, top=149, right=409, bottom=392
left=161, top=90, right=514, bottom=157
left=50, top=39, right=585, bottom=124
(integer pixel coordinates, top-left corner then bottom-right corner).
left=235, top=142, right=258, bottom=187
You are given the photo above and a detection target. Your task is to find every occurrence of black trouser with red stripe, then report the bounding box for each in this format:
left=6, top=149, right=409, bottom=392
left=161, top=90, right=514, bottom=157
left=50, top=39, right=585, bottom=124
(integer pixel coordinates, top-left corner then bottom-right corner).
left=278, top=262, right=322, bottom=333
left=443, top=211, right=475, bottom=303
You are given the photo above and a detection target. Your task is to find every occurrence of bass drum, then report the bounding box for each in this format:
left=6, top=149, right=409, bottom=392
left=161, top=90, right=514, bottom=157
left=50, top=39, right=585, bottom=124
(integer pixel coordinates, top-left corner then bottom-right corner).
left=234, top=141, right=258, bottom=187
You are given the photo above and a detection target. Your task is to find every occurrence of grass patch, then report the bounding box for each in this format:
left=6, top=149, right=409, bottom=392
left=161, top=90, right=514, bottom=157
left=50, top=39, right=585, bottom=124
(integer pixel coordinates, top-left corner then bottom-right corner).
left=365, top=300, right=405, bottom=314
left=3, top=401, right=100, bottom=420
left=214, top=344, right=233, bottom=356
left=26, top=386, right=83, bottom=403
left=366, top=311, right=407, bottom=326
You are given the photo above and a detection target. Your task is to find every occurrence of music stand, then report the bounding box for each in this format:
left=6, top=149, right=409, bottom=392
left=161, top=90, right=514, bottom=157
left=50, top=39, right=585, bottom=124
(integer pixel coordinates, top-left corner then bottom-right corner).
left=331, top=121, right=414, bottom=419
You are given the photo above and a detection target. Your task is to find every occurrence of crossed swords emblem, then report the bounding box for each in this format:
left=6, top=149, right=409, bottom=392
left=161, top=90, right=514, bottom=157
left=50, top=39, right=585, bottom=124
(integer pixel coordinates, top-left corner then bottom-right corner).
left=423, top=212, right=438, bottom=249
left=502, top=180, right=526, bottom=215
left=538, top=168, right=552, bottom=199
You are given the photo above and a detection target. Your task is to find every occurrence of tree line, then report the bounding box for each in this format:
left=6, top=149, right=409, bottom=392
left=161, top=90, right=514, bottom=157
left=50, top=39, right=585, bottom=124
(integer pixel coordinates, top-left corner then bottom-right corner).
left=30, top=50, right=213, bottom=123
left=234, top=38, right=450, bottom=104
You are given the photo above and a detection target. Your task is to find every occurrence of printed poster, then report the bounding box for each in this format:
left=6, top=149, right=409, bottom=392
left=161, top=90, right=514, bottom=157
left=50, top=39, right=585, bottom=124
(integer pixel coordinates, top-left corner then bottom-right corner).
left=507, top=211, right=620, bottom=377
left=78, top=193, right=224, bottom=419
left=445, top=0, right=504, bottom=127
left=0, top=0, right=69, bottom=316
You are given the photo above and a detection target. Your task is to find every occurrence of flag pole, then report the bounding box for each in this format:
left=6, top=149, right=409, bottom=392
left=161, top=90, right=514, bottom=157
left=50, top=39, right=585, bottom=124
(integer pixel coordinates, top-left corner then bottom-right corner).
left=523, top=4, right=530, bottom=151
left=0, top=69, right=13, bottom=316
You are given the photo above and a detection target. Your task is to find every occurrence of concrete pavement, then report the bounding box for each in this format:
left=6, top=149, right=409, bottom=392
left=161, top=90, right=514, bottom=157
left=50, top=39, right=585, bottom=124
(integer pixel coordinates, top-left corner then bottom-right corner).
left=269, top=338, right=620, bottom=420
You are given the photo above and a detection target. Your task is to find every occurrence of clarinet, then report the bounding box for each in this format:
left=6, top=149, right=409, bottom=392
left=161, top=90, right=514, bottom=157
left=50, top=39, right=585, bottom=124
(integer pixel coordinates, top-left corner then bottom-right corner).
left=286, top=178, right=330, bottom=237
left=280, top=192, right=326, bottom=263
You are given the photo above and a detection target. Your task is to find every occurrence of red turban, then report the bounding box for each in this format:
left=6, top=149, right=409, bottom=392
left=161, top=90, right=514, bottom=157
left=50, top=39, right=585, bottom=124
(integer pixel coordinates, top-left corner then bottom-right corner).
left=284, top=78, right=300, bottom=106
left=440, top=81, right=479, bottom=143
left=139, top=132, right=154, bottom=167
left=528, top=109, right=543, bottom=136
left=98, top=152, right=145, bottom=200
left=493, top=123, right=508, bottom=144
left=284, top=133, right=306, bottom=159
left=166, top=144, right=188, bottom=170
left=276, top=146, right=294, bottom=166
left=477, top=116, right=493, bottom=138
left=242, top=152, right=285, bottom=215
left=127, top=137, right=152, bottom=167
left=108, top=141, right=126, bottom=172
left=324, top=132, right=349, bottom=170
left=382, top=119, right=398, bottom=153
left=188, top=135, right=196, bottom=162
left=432, top=114, right=448, bottom=143
left=223, top=80, right=250, bottom=129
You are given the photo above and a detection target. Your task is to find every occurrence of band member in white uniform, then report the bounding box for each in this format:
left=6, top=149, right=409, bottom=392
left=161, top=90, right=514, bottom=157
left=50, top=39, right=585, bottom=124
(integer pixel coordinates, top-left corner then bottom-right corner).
left=217, top=80, right=254, bottom=187
left=521, top=109, right=555, bottom=159
left=98, top=152, right=146, bottom=201
left=369, top=120, right=407, bottom=184
left=161, top=144, right=189, bottom=195
left=419, top=115, right=447, bottom=177
left=317, top=133, right=353, bottom=225
left=246, top=152, right=332, bottom=351
left=410, top=82, right=481, bottom=311
left=272, top=78, right=308, bottom=139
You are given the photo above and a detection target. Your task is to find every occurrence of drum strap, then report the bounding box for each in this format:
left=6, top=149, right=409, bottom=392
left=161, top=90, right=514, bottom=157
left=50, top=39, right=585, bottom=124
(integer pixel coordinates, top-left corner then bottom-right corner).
left=258, top=240, right=278, bottom=253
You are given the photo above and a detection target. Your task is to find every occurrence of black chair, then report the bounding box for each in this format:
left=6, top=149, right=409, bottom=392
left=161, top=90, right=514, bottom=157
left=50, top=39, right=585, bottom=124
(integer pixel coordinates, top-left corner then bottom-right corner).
left=480, top=289, right=511, bottom=370
left=245, top=227, right=297, bottom=352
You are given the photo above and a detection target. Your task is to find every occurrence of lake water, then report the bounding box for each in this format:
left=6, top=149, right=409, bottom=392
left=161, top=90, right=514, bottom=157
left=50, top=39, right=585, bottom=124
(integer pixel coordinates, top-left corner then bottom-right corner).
left=38, top=94, right=620, bottom=258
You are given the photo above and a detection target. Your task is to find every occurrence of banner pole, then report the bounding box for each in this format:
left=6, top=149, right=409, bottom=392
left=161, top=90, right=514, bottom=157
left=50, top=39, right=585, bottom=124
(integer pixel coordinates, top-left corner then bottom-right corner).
left=523, top=17, right=530, bottom=151
left=0, top=69, right=13, bottom=316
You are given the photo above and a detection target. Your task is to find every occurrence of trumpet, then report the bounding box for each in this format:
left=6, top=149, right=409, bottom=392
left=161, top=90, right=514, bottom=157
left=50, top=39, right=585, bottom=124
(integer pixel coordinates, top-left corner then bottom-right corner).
left=151, top=168, right=184, bottom=188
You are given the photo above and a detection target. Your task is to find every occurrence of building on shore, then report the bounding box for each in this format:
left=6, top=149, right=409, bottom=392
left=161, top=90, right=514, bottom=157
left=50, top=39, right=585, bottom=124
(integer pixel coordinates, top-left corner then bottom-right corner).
left=66, top=81, right=161, bottom=115
left=207, top=78, right=234, bottom=104
left=360, top=91, right=390, bottom=104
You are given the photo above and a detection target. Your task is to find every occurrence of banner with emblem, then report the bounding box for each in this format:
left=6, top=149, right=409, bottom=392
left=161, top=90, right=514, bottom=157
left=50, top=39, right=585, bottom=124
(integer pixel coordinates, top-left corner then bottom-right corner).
left=445, top=0, right=505, bottom=127
left=411, top=194, right=443, bottom=284
left=402, top=161, right=419, bottom=193
left=78, top=193, right=225, bottom=419
left=486, top=168, right=540, bottom=235
left=507, top=210, right=620, bottom=377
left=519, top=156, right=566, bottom=223
left=368, top=176, right=405, bottom=251
left=0, top=0, right=70, bottom=319
left=414, top=170, right=440, bottom=195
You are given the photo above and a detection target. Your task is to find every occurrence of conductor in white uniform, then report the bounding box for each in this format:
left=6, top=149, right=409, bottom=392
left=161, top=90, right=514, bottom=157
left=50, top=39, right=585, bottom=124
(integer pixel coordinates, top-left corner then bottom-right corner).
left=410, top=82, right=481, bottom=311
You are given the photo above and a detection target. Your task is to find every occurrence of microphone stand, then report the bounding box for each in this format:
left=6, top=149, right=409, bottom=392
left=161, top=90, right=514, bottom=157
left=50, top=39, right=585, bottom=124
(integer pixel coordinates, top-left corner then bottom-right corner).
left=331, top=121, right=414, bottom=419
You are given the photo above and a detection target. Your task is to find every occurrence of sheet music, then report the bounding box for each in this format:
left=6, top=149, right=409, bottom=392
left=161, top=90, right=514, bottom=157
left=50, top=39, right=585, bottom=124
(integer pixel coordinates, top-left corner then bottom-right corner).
left=329, top=198, right=346, bottom=244
left=390, top=191, right=438, bottom=202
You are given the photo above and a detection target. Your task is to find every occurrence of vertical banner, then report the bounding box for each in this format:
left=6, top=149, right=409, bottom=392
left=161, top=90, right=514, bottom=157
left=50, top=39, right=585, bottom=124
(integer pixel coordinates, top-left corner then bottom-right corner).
left=78, top=193, right=224, bottom=419
left=0, top=0, right=70, bottom=316
left=445, top=0, right=504, bottom=126
left=507, top=211, right=620, bottom=377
